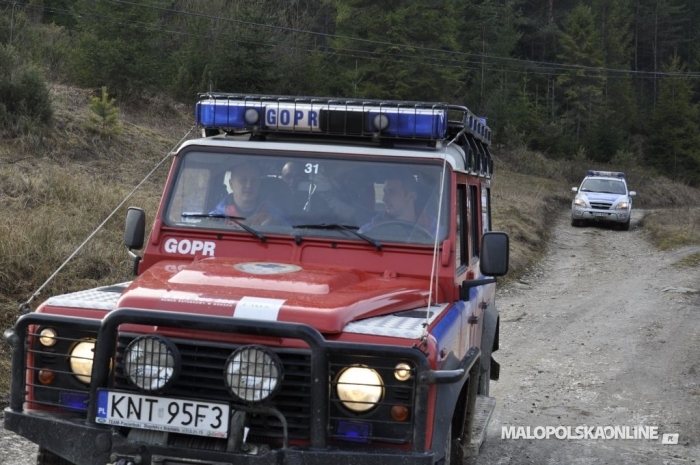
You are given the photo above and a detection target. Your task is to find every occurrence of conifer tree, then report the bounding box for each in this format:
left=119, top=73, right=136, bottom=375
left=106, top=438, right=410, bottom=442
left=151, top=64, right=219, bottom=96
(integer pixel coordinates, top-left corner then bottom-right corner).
left=645, top=55, right=700, bottom=185
left=556, top=4, right=606, bottom=152
left=330, top=0, right=462, bottom=101
left=88, top=86, right=121, bottom=137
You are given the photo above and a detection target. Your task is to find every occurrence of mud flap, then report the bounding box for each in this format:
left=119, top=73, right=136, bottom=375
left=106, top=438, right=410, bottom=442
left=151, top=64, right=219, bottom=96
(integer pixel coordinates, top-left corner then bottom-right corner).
left=463, top=396, right=496, bottom=457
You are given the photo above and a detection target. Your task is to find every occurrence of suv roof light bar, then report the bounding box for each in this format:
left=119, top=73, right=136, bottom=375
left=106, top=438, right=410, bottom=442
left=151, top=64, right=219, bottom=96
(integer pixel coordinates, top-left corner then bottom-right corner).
left=587, top=170, right=625, bottom=178
left=194, top=93, right=491, bottom=146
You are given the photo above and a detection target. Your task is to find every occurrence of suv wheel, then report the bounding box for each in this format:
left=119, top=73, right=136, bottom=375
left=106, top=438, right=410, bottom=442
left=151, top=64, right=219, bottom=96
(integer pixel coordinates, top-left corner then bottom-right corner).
left=621, top=218, right=631, bottom=231
left=571, top=218, right=583, bottom=227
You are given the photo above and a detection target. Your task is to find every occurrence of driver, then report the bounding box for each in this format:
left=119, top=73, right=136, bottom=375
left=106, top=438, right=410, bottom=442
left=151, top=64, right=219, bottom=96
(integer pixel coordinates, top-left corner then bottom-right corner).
left=359, top=172, right=437, bottom=236
left=209, top=161, right=287, bottom=225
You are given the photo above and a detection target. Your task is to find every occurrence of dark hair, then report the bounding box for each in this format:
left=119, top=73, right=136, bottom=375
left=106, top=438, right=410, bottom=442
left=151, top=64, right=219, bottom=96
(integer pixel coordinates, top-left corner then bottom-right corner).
left=386, top=171, right=418, bottom=194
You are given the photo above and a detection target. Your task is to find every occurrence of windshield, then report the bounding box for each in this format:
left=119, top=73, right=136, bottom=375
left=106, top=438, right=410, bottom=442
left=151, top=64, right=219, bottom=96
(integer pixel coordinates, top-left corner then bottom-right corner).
left=165, top=150, right=450, bottom=245
left=580, top=179, right=626, bottom=195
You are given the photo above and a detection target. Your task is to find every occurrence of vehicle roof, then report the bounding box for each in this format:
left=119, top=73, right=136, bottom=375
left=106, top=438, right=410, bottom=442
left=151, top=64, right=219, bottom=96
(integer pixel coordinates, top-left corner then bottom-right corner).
left=178, top=134, right=474, bottom=173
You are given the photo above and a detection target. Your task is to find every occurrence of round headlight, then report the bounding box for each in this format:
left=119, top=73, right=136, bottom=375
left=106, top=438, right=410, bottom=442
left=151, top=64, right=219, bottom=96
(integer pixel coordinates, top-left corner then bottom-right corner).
left=336, top=366, right=384, bottom=412
left=39, top=328, right=58, bottom=347
left=123, top=336, right=179, bottom=392
left=224, top=346, right=283, bottom=403
left=70, top=339, right=95, bottom=385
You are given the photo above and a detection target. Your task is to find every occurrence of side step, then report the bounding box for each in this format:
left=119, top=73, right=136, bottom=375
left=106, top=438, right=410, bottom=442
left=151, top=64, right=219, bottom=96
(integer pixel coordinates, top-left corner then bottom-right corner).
left=464, top=395, right=496, bottom=457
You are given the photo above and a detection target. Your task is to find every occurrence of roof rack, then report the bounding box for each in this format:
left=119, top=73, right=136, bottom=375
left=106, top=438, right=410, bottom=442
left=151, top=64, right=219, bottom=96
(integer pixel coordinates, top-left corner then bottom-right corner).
left=194, top=93, right=491, bottom=146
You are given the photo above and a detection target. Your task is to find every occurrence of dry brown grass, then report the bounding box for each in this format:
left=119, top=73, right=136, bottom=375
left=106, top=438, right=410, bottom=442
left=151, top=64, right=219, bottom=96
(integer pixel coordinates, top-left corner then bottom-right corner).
left=0, top=85, right=192, bottom=393
left=641, top=207, right=700, bottom=251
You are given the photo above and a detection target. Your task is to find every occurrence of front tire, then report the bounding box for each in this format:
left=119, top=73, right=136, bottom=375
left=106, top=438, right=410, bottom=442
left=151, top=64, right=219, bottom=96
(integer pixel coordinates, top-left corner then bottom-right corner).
left=621, top=218, right=631, bottom=231
left=37, top=448, right=75, bottom=465
left=571, top=217, right=583, bottom=227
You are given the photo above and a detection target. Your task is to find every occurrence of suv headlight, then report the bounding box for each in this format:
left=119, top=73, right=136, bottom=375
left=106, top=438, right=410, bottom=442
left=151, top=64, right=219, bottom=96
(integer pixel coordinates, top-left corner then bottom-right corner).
left=616, top=201, right=629, bottom=210
left=573, top=197, right=587, bottom=207
left=336, top=365, right=384, bottom=412
left=70, top=339, right=95, bottom=385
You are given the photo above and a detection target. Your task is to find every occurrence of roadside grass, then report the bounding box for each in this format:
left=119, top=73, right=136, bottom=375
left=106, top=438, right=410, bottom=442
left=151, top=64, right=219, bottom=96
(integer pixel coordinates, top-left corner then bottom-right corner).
left=640, top=207, right=700, bottom=268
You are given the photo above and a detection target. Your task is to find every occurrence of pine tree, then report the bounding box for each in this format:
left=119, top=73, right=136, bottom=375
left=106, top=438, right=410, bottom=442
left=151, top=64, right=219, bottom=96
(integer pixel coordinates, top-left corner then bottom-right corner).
left=556, top=4, right=606, bottom=153
left=330, top=0, right=463, bottom=101
left=645, top=55, right=700, bottom=185
left=88, top=86, right=121, bottom=137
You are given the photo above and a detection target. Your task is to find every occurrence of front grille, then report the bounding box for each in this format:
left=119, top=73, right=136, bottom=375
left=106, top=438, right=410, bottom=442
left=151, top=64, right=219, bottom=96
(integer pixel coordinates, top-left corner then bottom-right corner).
left=589, top=201, right=612, bottom=210
left=114, top=336, right=312, bottom=443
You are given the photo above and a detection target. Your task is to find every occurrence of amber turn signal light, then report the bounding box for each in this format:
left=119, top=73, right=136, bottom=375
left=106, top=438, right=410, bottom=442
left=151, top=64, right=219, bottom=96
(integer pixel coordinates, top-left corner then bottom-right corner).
left=38, top=369, right=55, bottom=385
left=391, top=405, right=409, bottom=422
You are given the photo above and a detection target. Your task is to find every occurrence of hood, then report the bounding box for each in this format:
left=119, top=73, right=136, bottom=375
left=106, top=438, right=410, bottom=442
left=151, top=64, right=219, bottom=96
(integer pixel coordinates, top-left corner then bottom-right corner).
left=117, top=258, right=433, bottom=334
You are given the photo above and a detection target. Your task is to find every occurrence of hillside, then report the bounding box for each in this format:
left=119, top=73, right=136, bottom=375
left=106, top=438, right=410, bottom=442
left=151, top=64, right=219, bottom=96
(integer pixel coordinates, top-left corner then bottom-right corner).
left=1, top=85, right=699, bottom=396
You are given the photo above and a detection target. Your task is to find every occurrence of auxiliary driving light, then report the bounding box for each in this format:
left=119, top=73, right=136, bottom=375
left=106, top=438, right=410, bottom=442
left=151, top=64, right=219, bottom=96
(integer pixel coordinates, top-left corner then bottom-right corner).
left=336, top=366, right=384, bottom=413
left=224, top=346, right=283, bottom=403
left=123, top=336, right=180, bottom=392
left=394, top=362, right=412, bottom=381
left=69, top=339, right=95, bottom=385
left=39, top=328, right=58, bottom=347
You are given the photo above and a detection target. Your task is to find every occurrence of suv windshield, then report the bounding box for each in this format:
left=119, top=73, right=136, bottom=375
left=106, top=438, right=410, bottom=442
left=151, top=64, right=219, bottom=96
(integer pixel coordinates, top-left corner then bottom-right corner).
left=580, top=179, right=626, bottom=195
left=165, top=150, right=450, bottom=245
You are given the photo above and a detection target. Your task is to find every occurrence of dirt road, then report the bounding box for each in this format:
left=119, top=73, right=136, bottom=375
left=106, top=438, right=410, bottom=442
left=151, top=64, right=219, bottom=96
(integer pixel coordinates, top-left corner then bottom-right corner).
left=470, top=210, right=700, bottom=464
left=1, top=210, right=698, bottom=464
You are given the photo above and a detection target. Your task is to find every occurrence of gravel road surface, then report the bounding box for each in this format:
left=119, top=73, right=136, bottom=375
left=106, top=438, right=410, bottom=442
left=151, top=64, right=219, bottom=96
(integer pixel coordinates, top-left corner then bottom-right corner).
left=469, top=210, right=700, bottom=464
left=1, top=210, right=698, bottom=464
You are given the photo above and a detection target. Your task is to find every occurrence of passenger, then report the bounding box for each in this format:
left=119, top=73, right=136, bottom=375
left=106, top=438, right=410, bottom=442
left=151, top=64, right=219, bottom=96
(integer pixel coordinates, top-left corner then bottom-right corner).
left=281, top=161, right=307, bottom=193
left=359, top=173, right=437, bottom=236
left=280, top=161, right=308, bottom=216
left=209, top=161, right=287, bottom=225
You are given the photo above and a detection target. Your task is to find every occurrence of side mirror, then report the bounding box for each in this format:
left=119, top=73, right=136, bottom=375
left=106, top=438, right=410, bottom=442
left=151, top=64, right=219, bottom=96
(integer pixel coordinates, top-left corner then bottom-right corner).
left=460, top=232, right=510, bottom=301
left=124, top=207, right=145, bottom=275
left=571, top=187, right=578, bottom=192
left=124, top=207, right=146, bottom=250
left=480, top=232, right=509, bottom=277
left=629, top=191, right=636, bottom=196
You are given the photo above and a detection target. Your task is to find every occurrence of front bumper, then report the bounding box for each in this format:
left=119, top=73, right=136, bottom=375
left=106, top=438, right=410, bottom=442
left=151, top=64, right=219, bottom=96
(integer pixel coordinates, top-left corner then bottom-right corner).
left=5, top=309, right=481, bottom=465
left=4, top=408, right=435, bottom=465
left=572, top=207, right=630, bottom=223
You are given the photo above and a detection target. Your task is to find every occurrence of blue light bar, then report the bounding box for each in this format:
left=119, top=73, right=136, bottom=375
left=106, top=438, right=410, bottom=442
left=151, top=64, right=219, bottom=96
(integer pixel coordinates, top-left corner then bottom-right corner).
left=367, top=109, right=446, bottom=138
left=587, top=170, right=625, bottom=178
left=195, top=95, right=452, bottom=140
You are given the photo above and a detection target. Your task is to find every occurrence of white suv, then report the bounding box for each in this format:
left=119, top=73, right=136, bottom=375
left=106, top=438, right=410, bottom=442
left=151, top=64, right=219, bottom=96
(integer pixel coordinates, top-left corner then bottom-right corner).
left=571, top=170, right=636, bottom=230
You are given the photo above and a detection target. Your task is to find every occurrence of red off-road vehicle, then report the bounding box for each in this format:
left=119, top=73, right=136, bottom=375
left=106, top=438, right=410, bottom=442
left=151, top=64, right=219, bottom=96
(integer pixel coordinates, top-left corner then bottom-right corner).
left=5, top=94, right=508, bottom=465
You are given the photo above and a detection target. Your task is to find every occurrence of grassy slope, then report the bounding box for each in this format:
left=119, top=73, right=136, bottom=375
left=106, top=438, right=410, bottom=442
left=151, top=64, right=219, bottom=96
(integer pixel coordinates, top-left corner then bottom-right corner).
left=1, top=85, right=699, bottom=395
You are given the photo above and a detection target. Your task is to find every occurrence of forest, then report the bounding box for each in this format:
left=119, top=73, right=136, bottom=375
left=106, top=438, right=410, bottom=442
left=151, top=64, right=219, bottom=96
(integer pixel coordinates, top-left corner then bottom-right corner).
left=2, top=0, right=700, bottom=185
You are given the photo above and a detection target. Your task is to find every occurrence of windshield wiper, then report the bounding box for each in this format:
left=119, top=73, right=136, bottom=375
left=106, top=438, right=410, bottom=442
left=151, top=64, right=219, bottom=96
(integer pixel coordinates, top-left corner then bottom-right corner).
left=293, top=223, right=382, bottom=251
left=182, top=213, right=266, bottom=242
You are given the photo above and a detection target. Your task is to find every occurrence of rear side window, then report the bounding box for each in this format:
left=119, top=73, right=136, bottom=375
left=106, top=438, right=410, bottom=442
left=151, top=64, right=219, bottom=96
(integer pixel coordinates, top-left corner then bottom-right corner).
left=469, top=185, right=479, bottom=260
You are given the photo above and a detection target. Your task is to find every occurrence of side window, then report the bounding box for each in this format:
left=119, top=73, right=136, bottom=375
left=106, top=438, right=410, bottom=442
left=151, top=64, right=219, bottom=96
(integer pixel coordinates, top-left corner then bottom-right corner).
left=469, top=185, right=479, bottom=260
left=481, top=186, right=491, bottom=233
left=456, top=185, right=467, bottom=270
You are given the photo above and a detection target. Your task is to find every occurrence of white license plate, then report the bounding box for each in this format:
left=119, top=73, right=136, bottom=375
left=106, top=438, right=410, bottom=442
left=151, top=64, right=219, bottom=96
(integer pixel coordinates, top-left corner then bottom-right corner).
left=96, top=390, right=230, bottom=438
left=594, top=213, right=608, bottom=218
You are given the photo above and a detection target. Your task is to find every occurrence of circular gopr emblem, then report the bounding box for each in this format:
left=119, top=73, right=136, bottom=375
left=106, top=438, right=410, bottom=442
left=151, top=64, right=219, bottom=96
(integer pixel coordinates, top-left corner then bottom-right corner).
left=234, top=262, right=302, bottom=275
